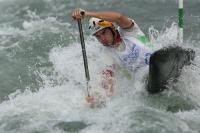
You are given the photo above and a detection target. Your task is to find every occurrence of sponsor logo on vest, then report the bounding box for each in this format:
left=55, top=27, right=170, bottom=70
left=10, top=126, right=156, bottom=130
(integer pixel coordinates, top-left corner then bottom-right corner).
left=121, top=44, right=140, bottom=71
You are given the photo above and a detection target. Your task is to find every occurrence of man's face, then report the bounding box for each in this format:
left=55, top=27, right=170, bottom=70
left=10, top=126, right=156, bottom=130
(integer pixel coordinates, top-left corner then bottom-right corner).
left=94, top=28, right=114, bottom=47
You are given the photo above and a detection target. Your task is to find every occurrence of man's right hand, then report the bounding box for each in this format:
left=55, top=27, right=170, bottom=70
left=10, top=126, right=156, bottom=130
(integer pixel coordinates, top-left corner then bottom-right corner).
left=72, top=8, right=86, bottom=20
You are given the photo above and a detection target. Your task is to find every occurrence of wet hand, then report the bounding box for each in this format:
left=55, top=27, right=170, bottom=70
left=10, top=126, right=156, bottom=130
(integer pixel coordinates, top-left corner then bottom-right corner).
left=72, top=8, right=86, bottom=20
left=85, top=96, right=95, bottom=103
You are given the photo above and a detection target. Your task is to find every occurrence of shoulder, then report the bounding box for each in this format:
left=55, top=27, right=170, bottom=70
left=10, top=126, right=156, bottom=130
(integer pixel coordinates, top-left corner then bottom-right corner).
left=118, top=19, right=137, bottom=32
left=118, top=18, right=145, bottom=38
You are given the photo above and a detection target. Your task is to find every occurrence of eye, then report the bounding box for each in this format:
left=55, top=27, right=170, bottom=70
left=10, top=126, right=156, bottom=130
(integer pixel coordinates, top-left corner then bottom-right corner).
left=95, top=35, right=100, bottom=39
left=102, top=30, right=106, bottom=35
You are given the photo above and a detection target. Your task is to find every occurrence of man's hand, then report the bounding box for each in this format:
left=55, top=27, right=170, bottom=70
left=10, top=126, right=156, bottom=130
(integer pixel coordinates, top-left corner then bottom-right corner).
left=85, top=96, right=95, bottom=104
left=72, top=8, right=86, bottom=20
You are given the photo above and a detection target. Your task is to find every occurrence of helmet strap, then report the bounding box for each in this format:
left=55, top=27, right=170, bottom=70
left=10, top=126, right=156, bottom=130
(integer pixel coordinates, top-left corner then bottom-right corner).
left=108, top=27, right=116, bottom=45
left=107, top=27, right=122, bottom=47
left=107, top=27, right=121, bottom=47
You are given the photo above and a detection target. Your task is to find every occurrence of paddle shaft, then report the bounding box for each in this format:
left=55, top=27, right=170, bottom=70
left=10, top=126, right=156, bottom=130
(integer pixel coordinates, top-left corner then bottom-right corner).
left=77, top=19, right=90, bottom=96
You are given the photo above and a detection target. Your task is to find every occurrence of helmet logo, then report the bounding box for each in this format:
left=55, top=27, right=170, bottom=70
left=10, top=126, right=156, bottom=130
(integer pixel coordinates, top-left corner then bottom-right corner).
left=88, top=17, right=113, bottom=35
left=98, top=20, right=113, bottom=27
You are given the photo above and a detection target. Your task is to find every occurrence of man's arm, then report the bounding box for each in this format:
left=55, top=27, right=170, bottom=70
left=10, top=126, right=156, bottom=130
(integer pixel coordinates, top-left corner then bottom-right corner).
left=72, top=8, right=134, bottom=29
left=84, top=66, right=113, bottom=107
left=101, top=67, right=113, bottom=96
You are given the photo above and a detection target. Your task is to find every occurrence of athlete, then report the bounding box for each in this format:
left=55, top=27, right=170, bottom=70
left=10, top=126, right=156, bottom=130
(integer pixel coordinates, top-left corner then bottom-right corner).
left=72, top=8, right=153, bottom=104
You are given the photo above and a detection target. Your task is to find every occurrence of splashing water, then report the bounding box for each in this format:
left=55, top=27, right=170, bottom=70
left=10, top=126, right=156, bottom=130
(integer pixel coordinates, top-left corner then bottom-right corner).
left=0, top=0, right=200, bottom=133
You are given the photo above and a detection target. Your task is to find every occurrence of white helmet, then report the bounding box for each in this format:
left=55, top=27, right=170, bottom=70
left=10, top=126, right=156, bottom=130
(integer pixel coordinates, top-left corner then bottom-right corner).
left=89, top=17, right=114, bottom=35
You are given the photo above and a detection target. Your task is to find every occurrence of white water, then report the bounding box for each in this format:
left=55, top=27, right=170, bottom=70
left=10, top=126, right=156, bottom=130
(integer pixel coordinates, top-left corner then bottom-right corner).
left=0, top=0, right=200, bottom=131
left=0, top=22, right=200, bottom=133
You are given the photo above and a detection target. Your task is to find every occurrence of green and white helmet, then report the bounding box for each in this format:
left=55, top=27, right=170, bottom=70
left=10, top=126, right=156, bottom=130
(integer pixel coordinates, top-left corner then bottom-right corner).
left=88, top=17, right=114, bottom=35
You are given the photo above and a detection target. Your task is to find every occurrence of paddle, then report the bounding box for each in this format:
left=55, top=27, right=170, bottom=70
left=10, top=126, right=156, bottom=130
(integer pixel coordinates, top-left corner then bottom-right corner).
left=77, top=19, right=90, bottom=97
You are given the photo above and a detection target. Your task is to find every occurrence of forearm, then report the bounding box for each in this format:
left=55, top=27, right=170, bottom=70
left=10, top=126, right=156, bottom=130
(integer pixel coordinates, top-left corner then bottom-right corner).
left=72, top=8, right=133, bottom=29
left=102, top=68, right=113, bottom=96
left=103, top=76, right=113, bottom=96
